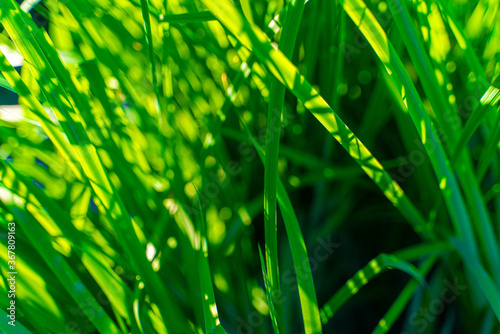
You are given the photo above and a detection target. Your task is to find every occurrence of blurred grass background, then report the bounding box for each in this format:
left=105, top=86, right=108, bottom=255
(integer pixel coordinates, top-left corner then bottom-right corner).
left=0, top=0, right=499, bottom=333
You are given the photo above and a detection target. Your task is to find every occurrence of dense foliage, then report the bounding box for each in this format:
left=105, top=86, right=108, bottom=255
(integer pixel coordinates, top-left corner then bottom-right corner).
left=0, top=0, right=499, bottom=333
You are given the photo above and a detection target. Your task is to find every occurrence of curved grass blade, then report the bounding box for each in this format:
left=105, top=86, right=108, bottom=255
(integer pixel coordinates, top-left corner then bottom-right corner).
left=0, top=73, right=14, bottom=93
left=392, top=242, right=453, bottom=261
left=320, top=253, right=429, bottom=324
left=477, top=110, right=500, bottom=181
left=371, top=256, right=437, bottom=334
left=263, top=0, right=306, bottom=332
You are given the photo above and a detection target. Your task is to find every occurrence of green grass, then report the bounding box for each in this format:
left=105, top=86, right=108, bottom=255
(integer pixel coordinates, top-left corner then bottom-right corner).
left=0, top=0, right=499, bottom=333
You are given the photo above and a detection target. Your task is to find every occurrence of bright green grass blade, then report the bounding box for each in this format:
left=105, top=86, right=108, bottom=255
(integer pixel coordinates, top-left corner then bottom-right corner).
left=263, top=91, right=285, bottom=331
left=61, top=9, right=154, bottom=123
left=130, top=0, right=161, bottom=19
left=81, top=245, right=133, bottom=321
left=0, top=73, right=14, bottom=93
left=275, top=179, right=322, bottom=333
left=263, top=1, right=306, bottom=332
left=0, top=239, right=67, bottom=332
left=392, top=242, right=453, bottom=261
left=468, top=76, right=500, bottom=180
left=371, top=256, right=438, bottom=334
left=463, top=0, right=498, bottom=41
left=139, top=0, right=160, bottom=110
left=436, top=0, right=498, bottom=138
left=477, top=111, right=500, bottom=181
left=320, top=253, right=429, bottom=325
left=199, top=0, right=432, bottom=241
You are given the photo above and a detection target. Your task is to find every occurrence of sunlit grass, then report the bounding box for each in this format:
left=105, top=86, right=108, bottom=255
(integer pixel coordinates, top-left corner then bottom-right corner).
left=0, top=0, right=499, bottom=333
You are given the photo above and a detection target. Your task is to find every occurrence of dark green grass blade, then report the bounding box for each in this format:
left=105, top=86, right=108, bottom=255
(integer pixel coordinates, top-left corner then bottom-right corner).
left=138, top=0, right=162, bottom=124
left=477, top=111, right=500, bottom=181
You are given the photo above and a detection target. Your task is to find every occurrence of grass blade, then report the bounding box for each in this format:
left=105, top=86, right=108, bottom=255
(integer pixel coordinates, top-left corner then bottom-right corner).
left=199, top=0, right=432, bottom=241
left=451, top=238, right=500, bottom=321
left=0, top=1, right=187, bottom=330
left=372, top=257, right=437, bottom=334
left=320, top=253, right=430, bottom=324
left=263, top=0, right=306, bottom=332
left=193, top=186, right=227, bottom=334
left=258, top=245, right=280, bottom=334
left=161, top=11, right=215, bottom=24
